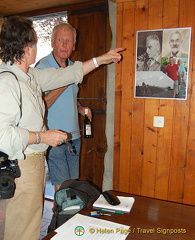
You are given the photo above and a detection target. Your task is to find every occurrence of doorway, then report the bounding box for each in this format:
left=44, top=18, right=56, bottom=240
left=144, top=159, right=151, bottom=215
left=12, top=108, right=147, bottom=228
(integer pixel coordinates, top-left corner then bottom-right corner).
left=32, top=12, right=68, bottom=200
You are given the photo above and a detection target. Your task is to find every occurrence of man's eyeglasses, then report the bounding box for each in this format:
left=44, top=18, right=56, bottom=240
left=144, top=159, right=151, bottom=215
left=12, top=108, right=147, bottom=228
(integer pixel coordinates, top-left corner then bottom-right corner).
left=67, top=140, right=93, bottom=156
left=67, top=141, right=77, bottom=155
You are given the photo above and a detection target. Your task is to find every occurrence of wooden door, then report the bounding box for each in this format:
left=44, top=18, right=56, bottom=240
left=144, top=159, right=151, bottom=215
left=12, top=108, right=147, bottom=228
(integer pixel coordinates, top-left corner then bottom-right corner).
left=68, top=1, right=110, bottom=190
left=0, top=17, right=3, bottom=64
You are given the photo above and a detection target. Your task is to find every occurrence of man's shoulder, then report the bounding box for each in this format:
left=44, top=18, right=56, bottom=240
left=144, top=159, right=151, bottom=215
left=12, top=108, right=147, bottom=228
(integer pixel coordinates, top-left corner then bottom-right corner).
left=180, top=51, right=188, bottom=57
left=35, top=52, right=54, bottom=69
left=165, top=64, right=171, bottom=72
left=164, top=51, right=188, bottom=58
left=165, top=64, right=170, bottom=69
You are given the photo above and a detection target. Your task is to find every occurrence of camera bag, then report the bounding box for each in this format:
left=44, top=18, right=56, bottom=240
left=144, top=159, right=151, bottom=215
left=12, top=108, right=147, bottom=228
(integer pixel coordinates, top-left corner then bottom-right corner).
left=47, top=179, right=100, bottom=233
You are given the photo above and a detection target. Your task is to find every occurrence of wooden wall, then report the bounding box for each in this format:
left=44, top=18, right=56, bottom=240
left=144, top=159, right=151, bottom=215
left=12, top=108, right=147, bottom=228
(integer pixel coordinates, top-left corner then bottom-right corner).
left=114, top=0, right=195, bottom=205
left=0, top=17, right=3, bottom=64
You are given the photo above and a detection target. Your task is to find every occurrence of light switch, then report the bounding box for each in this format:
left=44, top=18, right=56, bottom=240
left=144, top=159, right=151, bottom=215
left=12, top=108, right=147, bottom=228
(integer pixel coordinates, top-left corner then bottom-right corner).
left=153, top=116, right=164, bottom=128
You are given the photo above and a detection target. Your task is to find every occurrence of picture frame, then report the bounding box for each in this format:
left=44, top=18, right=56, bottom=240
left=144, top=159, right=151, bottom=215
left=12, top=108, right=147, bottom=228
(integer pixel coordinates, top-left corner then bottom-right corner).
left=135, top=27, right=191, bottom=100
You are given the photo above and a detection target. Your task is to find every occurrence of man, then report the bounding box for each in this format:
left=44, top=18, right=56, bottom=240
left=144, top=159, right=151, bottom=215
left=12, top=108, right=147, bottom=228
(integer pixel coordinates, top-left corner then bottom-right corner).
left=36, top=23, right=92, bottom=192
left=137, top=34, right=161, bottom=71
left=165, top=31, right=188, bottom=58
left=0, top=16, right=124, bottom=240
left=165, top=57, right=180, bottom=97
left=177, top=58, right=186, bottom=83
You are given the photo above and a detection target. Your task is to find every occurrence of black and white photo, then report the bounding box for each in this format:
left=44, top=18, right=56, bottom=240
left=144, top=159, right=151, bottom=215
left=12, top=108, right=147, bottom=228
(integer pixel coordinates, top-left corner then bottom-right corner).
left=135, top=27, right=191, bottom=100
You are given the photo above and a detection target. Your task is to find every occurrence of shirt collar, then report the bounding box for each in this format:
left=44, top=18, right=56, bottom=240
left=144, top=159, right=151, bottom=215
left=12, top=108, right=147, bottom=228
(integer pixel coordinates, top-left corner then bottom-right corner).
left=51, top=52, right=70, bottom=67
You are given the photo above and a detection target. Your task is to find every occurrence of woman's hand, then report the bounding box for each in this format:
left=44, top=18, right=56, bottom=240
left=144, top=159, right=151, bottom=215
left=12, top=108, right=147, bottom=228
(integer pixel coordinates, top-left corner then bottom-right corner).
left=41, top=130, right=68, bottom=146
left=29, top=130, right=68, bottom=147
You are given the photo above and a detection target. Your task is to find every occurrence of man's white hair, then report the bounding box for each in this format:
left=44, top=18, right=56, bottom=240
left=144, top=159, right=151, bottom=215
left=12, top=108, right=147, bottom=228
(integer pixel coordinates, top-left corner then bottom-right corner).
left=51, top=22, right=77, bottom=44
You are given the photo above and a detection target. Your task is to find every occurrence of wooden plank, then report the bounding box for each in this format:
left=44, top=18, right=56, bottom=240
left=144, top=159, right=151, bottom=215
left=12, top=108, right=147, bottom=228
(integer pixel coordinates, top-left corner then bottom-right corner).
left=128, top=0, right=148, bottom=195
left=0, top=0, right=107, bottom=17
left=91, top=12, right=108, bottom=187
left=155, top=100, right=174, bottom=200
left=163, top=0, right=179, bottom=28
left=116, top=0, right=135, bottom=2
left=0, top=17, right=3, bottom=26
left=168, top=101, right=189, bottom=203
left=162, top=0, right=189, bottom=203
left=148, top=0, right=163, bottom=29
left=117, top=1, right=135, bottom=192
left=141, top=100, right=159, bottom=197
left=129, top=101, right=145, bottom=195
left=138, top=0, right=159, bottom=198
left=146, top=0, right=173, bottom=200
left=152, top=0, right=174, bottom=200
left=182, top=0, right=195, bottom=205
left=0, top=18, right=2, bottom=64
left=113, top=3, right=124, bottom=190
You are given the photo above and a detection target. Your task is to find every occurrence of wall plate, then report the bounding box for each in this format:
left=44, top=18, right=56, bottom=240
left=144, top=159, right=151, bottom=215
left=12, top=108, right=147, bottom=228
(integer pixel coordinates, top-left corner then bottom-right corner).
left=153, top=116, right=164, bottom=128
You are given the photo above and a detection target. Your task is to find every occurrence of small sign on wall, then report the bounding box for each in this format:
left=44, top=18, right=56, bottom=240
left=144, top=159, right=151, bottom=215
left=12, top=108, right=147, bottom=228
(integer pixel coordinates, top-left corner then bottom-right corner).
left=135, top=27, right=191, bottom=100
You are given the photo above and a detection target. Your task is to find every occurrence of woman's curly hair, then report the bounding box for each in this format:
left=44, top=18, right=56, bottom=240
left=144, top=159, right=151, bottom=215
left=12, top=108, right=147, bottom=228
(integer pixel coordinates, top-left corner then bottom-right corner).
left=0, top=16, right=37, bottom=64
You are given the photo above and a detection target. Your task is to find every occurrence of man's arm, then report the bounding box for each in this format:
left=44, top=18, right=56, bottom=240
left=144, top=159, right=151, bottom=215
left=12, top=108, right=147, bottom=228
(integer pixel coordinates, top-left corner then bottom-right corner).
left=177, top=69, right=181, bottom=78
left=43, top=86, right=67, bottom=109
left=82, top=48, right=124, bottom=75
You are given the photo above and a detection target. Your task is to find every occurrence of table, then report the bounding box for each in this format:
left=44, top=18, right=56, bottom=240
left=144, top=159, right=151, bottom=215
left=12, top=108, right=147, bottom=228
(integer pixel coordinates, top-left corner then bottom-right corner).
left=42, top=191, right=195, bottom=240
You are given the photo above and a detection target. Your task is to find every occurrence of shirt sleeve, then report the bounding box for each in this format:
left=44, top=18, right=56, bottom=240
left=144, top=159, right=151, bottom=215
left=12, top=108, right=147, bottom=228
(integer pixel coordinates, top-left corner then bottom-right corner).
left=31, top=61, right=84, bottom=92
left=0, top=74, right=29, bottom=160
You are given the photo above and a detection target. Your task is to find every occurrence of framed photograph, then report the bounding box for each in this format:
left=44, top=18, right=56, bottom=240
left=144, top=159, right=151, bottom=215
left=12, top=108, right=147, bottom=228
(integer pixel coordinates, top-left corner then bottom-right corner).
left=135, top=27, right=191, bottom=100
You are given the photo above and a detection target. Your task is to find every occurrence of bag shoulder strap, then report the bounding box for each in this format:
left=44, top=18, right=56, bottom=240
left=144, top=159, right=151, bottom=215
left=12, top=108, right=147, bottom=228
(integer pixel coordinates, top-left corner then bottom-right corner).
left=0, top=70, right=22, bottom=118
left=0, top=71, right=19, bottom=81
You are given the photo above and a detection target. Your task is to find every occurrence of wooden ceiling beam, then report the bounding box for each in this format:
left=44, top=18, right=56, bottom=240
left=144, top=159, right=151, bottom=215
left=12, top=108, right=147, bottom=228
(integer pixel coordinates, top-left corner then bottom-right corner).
left=0, top=0, right=107, bottom=17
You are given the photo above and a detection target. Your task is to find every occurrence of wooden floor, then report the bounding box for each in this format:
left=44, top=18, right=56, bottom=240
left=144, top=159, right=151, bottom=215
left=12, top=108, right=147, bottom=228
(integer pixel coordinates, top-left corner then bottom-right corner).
left=0, top=199, right=53, bottom=240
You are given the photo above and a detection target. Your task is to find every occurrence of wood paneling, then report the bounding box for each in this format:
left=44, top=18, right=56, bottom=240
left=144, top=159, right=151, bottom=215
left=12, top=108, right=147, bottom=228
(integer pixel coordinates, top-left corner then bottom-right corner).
left=114, top=0, right=195, bottom=205
left=0, top=17, right=3, bottom=26
left=0, top=17, right=3, bottom=64
left=0, top=0, right=99, bottom=16
left=68, top=2, right=110, bottom=190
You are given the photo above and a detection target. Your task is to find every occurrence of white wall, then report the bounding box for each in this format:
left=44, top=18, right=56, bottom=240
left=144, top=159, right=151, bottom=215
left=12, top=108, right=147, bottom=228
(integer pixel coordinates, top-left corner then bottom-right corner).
left=102, top=0, right=116, bottom=191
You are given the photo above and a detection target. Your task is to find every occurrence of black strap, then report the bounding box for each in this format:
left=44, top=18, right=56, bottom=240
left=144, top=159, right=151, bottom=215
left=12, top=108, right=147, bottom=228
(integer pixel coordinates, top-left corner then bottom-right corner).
left=0, top=71, right=18, bottom=81
left=0, top=70, right=22, bottom=119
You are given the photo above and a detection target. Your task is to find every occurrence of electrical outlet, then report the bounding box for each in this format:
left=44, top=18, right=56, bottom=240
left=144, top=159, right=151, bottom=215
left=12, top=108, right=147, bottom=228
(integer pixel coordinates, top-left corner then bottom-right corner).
left=153, top=116, right=164, bottom=128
